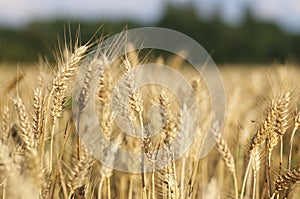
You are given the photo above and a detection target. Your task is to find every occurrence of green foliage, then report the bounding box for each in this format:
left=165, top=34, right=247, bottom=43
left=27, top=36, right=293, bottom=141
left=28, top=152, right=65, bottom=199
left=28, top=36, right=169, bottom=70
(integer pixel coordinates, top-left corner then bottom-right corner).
left=0, top=5, right=300, bottom=64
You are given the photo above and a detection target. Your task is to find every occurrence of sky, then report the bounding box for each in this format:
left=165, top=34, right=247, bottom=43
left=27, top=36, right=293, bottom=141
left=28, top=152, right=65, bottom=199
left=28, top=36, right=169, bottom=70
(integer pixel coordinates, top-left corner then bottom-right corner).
left=0, top=0, right=300, bottom=32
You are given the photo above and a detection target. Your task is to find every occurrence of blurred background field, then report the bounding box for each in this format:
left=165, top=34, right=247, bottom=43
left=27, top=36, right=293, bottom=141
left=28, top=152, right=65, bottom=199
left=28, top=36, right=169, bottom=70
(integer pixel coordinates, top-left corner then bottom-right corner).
left=1, top=0, right=300, bottom=65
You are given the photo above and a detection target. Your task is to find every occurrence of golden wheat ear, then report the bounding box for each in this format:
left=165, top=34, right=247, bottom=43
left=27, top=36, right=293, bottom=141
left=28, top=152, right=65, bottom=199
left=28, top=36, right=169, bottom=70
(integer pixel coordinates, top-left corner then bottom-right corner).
left=273, top=163, right=300, bottom=198
left=13, top=96, right=35, bottom=151
left=212, top=121, right=238, bottom=199
left=47, top=41, right=90, bottom=173
left=32, top=88, right=44, bottom=147
left=67, top=142, right=94, bottom=199
left=1, top=106, right=10, bottom=143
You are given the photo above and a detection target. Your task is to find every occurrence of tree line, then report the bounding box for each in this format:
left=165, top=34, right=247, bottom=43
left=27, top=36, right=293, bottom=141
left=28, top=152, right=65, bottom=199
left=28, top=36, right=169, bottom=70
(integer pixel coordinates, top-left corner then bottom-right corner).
left=1, top=5, right=300, bottom=64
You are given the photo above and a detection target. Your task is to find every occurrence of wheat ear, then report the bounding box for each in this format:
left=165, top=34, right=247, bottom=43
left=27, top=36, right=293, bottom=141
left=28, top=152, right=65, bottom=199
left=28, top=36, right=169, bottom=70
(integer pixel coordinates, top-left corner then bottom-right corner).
left=274, top=92, right=290, bottom=175
left=124, top=57, right=147, bottom=198
left=13, top=96, right=35, bottom=151
left=67, top=143, right=94, bottom=198
left=212, top=121, right=238, bottom=199
left=273, top=163, right=300, bottom=198
left=159, top=92, right=180, bottom=199
left=265, top=92, right=290, bottom=196
left=48, top=44, right=88, bottom=173
left=76, top=58, right=97, bottom=160
left=32, top=88, right=44, bottom=147
left=1, top=106, right=9, bottom=143
left=241, top=101, right=272, bottom=199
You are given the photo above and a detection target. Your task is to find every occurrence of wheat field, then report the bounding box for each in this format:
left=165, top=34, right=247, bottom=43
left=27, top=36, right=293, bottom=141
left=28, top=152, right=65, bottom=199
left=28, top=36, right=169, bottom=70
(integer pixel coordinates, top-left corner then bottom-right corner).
left=1, top=35, right=300, bottom=199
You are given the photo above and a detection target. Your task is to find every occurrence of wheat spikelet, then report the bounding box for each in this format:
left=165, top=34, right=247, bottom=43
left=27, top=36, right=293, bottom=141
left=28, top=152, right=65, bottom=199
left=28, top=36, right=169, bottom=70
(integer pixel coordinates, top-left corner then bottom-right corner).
left=123, top=58, right=144, bottom=124
left=249, top=93, right=290, bottom=151
left=273, top=92, right=290, bottom=136
left=265, top=92, right=290, bottom=152
left=1, top=106, right=10, bottom=142
left=264, top=93, right=288, bottom=197
left=266, top=92, right=291, bottom=196
left=241, top=92, right=291, bottom=198
left=13, top=96, right=35, bottom=150
left=157, top=92, right=179, bottom=196
left=159, top=91, right=178, bottom=146
left=50, top=78, right=67, bottom=121
left=51, top=44, right=88, bottom=121
left=68, top=143, right=94, bottom=196
left=156, top=90, right=181, bottom=199
left=123, top=57, right=144, bottom=115
left=122, top=56, right=149, bottom=198
left=213, top=128, right=235, bottom=175
left=250, top=114, right=271, bottom=151
left=241, top=99, right=273, bottom=199
left=274, top=163, right=300, bottom=197
left=143, top=126, right=156, bottom=161
left=48, top=43, right=89, bottom=173
left=98, top=56, right=112, bottom=107
left=129, top=90, right=144, bottom=116
left=77, top=59, right=97, bottom=113
left=96, top=55, right=114, bottom=138
left=32, top=88, right=44, bottom=145
left=212, top=121, right=238, bottom=199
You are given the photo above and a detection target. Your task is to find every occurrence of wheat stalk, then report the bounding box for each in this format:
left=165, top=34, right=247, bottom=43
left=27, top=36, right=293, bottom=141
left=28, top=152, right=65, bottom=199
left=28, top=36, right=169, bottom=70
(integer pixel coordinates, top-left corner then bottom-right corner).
left=98, top=135, right=122, bottom=199
left=288, top=111, right=300, bottom=170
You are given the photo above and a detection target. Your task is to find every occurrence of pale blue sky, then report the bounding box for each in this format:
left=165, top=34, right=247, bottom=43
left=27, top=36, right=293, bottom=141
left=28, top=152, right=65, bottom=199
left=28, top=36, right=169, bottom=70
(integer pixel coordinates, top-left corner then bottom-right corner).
left=0, top=0, right=300, bottom=32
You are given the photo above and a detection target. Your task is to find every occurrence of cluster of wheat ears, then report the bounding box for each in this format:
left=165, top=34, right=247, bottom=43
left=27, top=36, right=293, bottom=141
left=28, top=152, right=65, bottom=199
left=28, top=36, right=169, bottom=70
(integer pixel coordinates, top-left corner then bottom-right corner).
left=0, top=31, right=300, bottom=199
